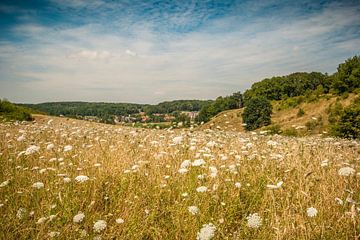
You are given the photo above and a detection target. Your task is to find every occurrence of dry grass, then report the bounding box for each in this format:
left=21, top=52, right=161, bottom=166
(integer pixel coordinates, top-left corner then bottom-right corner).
left=201, top=94, right=359, bottom=135
left=0, top=115, right=359, bottom=239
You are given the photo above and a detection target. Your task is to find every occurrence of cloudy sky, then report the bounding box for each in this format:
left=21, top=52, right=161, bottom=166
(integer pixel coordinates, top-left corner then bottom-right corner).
left=0, top=0, right=359, bottom=104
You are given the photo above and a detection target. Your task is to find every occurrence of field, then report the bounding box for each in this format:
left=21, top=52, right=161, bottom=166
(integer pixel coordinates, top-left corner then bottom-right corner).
left=0, top=115, right=359, bottom=239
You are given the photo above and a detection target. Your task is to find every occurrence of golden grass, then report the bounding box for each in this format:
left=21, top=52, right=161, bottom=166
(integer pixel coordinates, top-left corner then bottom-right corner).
left=0, top=115, right=359, bottom=239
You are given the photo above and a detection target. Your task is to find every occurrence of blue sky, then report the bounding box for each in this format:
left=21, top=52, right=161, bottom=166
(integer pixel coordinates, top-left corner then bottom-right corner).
left=0, top=0, right=359, bottom=103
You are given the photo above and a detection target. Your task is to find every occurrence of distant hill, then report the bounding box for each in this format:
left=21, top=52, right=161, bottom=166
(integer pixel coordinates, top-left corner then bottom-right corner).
left=0, top=99, right=34, bottom=121
left=21, top=100, right=213, bottom=122
left=199, top=93, right=359, bottom=137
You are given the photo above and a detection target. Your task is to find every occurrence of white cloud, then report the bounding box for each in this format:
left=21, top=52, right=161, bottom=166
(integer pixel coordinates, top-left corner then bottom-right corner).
left=0, top=3, right=359, bottom=103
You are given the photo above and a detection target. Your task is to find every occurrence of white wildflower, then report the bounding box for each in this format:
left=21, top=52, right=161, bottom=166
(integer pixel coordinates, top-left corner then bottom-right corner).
left=46, top=143, right=54, bottom=150
left=36, top=217, right=48, bottom=224
left=25, top=145, right=40, bottom=155
left=335, top=197, right=343, bottom=205
left=178, top=168, right=188, bottom=174
left=197, top=223, right=216, bottom=240
left=196, top=186, right=208, bottom=193
left=63, top=177, right=71, bottom=183
left=63, top=145, right=73, bottom=152
left=247, top=213, right=262, bottom=228
left=32, top=182, right=44, bottom=189
left=306, top=207, right=318, bottom=217
left=75, top=175, right=89, bottom=183
left=338, top=167, right=355, bottom=176
left=172, top=136, right=183, bottom=145
left=48, top=231, right=60, bottom=238
left=73, top=212, right=85, bottom=223
left=16, top=208, right=27, bottom=219
left=235, top=182, right=241, bottom=189
left=93, top=220, right=107, bottom=233
left=116, top=218, right=124, bottom=224
left=209, top=166, right=218, bottom=178
left=180, top=160, right=191, bottom=169
left=0, top=180, right=10, bottom=188
left=266, top=181, right=283, bottom=190
left=192, top=159, right=206, bottom=167
left=188, top=206, right=199, bottom=215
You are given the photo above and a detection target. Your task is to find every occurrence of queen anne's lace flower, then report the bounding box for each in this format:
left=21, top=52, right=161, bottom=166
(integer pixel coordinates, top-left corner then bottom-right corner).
left=338, top=167, right=355, bottom=176
left=188, top=206, right=199, bottom=215
left=73, top=212, right=85, bottom=223
left=246, top=213, right=262, bottom=228
left=307, top=207, right=318, bottom=217
left=197, top=223, right=216, bottom=240
left=93, top=220, right=107, bottom=233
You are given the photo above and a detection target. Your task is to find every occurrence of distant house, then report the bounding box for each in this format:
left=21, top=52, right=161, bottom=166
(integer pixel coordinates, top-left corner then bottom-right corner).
left=181, top=111, right=199, bottom=120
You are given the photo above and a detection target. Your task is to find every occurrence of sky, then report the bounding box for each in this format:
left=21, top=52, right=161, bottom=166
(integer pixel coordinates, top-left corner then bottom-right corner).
left=0, top=0, right=359, bottom=104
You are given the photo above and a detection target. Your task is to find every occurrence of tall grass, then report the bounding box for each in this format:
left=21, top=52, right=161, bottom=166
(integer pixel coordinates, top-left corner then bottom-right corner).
left=0, top=116, right=359, bottom=239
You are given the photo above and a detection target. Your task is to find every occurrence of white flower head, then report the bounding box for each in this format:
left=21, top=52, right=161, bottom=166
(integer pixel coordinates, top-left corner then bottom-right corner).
left=188, top=206, right=199, bottom=215
left=32, top=182, right=44, bottom=189
left=196, top=186, right=208, bottom=193
left=172, top=136, right=183, bottom=145
left=93, top=220, right=107, bottom=233
left=338, top=167, right=355, bottom=176
left=192, top=159, right=206, bottom=167
left=73, top=212, right=85, bottom=223
left=266, top=181, right=283, bottom=190
left=36, top=217, right=48, bottom=224
left=306, top=207, right=318, bottom=217
left=16, top=208, right=27, bottom=219
left=197, top=223, right=216, bottom=240
left=178, top=168, right=188, bottom=174
left=209, top=166, right=218, bottom=178
left=75, top=175, right=89, bottom=183
left=180, top=160, right=191, bottom=169
left=46, top=143, right=54, bottom=150
left=116, top=218, right=124, bottom=224
left=63, top=145, right=73, bottom=152
left=235, top=182, right=241, bottom=189
left=246, top=213, right=262, bottom=228
left=25, top=145, right=40, bottom=155
left=63, top=177, right=71, bottom=183
left=0, top=180, right=10, bottom=188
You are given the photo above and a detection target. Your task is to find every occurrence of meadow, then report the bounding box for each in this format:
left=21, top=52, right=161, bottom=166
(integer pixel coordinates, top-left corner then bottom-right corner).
left=0, top=115, right=359, bottom=239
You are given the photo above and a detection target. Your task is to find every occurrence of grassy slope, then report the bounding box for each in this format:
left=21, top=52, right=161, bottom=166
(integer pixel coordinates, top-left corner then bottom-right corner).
left=0, top=114, right=359, bottom=239
left=200, top=94, right=359, bottom=134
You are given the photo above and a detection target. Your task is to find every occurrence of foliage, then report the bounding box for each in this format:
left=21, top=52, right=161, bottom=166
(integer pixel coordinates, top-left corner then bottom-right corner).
left=23, top=100, right=212, bottom=123
left=196, top=93, right=241, bottom=123
left=330, top=97, right=360, bottom=139
left=331, top=55, right=360, bottom=94
left=282, top=128, right=299, bottom=137
left=297, top=108, right=305, bottom=117
left=243, top=72, right=330, bottom=103
left=242, top=97, right=272, bottom=131
left=0, top=99, right=33, bottom=121
left=264, top=124, right=281, bottom=134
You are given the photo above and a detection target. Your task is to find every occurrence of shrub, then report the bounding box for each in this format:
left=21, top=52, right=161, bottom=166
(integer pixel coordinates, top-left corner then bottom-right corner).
left=297, top=108, right=305, bottom=117
left=282, top=128, right=298, bottom=137
left=264, top=124, right=281, bottom=134
left=331, top=97, right=360, bottom=138
left=0, top=100, right=33, bottom=121
left=242, top=97, right=272, bottom=131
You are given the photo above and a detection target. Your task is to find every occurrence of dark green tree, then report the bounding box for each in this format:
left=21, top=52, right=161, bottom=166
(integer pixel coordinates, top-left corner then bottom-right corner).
left=331, top=97, right=360, bottom=138
left=242, top=97, right=272, bottom=131
left=332, top=56, right=360, bottom=94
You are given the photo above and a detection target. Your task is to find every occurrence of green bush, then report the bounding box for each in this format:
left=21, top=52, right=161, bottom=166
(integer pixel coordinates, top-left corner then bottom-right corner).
left=297, top=108, right=305, bottom=117
left=0, top=100, right=33, bottom=121
left=264, top=124, right=281, bottom=134
left=331, top=97, right=360, bottom=138
left=282, top=128, right=298, bottom=137
left=242, top=97, right=272, bottom=131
